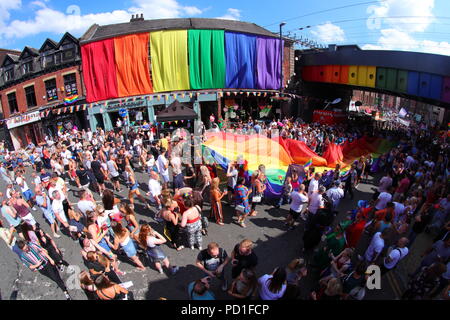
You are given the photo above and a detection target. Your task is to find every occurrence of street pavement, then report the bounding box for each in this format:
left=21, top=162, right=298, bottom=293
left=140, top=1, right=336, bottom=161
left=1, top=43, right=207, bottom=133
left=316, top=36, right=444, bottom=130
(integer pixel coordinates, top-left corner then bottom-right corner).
left=0, top=164, right=433, bottom=300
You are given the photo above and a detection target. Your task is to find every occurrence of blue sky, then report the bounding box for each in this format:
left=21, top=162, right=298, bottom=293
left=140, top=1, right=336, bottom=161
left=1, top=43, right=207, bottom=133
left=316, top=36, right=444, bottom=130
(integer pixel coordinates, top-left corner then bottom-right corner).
left=1, top=0, right=449, bottom=55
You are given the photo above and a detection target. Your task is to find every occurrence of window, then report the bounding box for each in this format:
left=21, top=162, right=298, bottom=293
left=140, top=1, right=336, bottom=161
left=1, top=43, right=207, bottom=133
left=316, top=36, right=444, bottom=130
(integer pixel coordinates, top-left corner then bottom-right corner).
left=45, top=78, right=58, bottom=101
left=63, top=73, right=78, bottom=96
left=43, top=53, right=54, bottom=68
left=7, top=92, right=19, bottom=114
left=4, top=68, right=14, bottom=82
left=22, top=60, right=34, bottom=74
left=61, top=44, right=75, bottom=61
left=25, top=86, right=37, bottom=108
left=55, top=52, right=61, bottom=65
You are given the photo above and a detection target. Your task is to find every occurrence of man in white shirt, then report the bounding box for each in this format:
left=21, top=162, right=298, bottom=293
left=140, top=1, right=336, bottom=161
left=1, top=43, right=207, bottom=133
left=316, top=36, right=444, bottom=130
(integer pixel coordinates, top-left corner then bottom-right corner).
left=77, top=190, right=96, bottom=217
left=405, top=154, right=416, bottom=169
left=286, top=185, right=308, bottom=230
left=393, top=201, right=406, bottom=223
left=157, top=148, right=169, bottom=189
left=15, top=171, right=36, bottom=210
left=308, top=186, right=325, bottom=215
left=51, top=190, right=69, bottom=230
left=308, top=172, right=321, bottom=196
left=362, top=228, right=390, bottom=263
left=326, top=180, right=344, bottom=212
left=226, top=162, right=238, bottom=204
left=147, top=171, right=162, bottom=210
left=381, top=237, right=409, bottom=275
left=377, top=172, right=393, bottom=193
left=375, top=189, right=393, bottom=211
left=60, top=146, right=72, bottom=172
left=170, top=154, right=184, bottom=191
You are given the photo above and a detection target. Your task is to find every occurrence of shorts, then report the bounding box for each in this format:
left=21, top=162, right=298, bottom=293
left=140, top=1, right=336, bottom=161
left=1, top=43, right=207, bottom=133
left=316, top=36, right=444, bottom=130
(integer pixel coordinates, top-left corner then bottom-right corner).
left=95, top=175, right=105, bottom=185
left=98, top=238, right=112, bottom=253
left=111, top=175, right=119, bottom=182
left=21, top=212, right=37, bottom=226
left=161, top=173, right=170, bottom=184
left=64, top=165, right=69, bottom=171
left=43, top=210, right=56, bottom=225
left=289, top=208, right=301, bottom=220
left=122, top=240, right=137, bottom=258
left=147, top=246, right=167, bottom=263
left=173, top=173, right=185, bottom=189
left=22, top=189, right=34, bottom=202
left=129, top=183, right=139, bottom=191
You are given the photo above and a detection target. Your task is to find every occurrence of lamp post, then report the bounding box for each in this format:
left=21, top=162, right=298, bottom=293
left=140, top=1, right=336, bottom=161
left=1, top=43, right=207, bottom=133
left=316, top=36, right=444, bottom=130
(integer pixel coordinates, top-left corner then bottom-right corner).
left=279, top=22, right=286, bottom=91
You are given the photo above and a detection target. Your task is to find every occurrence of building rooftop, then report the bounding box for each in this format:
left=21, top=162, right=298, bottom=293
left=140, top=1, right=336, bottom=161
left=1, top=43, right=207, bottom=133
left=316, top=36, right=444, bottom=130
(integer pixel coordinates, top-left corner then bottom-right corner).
left=0, top=49, right=21, bottom=66
left=80, top=18, right=281, bottom=44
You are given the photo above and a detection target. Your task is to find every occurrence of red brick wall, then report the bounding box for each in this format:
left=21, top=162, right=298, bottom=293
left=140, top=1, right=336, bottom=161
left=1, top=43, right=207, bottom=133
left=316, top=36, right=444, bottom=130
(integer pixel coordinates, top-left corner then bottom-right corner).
left=283, top=44, right=295, bottom=89
left=0, top=65, right=83, bottom=118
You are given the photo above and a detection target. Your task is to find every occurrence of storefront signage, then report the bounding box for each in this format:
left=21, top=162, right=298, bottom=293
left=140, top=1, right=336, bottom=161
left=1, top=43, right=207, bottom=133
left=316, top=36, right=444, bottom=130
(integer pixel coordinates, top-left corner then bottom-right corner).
left=6, top=111, right=41, bottom=129
left=312, top=110, right=347, bottom=125
left=107, top=100, right=146, bottom=112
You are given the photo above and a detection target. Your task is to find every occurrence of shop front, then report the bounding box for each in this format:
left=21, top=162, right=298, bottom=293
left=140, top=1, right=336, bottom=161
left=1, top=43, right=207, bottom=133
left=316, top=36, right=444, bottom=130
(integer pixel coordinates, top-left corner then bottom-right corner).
left=6, top=111, right=45, bottom=150
left=220, top=93, right=282, bottom=127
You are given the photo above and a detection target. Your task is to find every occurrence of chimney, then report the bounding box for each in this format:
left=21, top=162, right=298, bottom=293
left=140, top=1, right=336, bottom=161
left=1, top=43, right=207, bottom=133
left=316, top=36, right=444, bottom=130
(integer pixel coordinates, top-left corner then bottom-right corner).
left=131, top=14, right=144, bottom=22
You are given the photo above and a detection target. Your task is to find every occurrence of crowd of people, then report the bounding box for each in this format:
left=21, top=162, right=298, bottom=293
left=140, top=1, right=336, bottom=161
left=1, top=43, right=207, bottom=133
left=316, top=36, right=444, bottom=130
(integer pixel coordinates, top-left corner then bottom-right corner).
left=0, top=114, right=448, bottom=300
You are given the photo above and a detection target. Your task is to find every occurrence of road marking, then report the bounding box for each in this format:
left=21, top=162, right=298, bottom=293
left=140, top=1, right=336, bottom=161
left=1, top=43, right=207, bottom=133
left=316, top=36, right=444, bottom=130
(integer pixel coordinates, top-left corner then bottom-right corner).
left=386, top=271, right=402, bottom=298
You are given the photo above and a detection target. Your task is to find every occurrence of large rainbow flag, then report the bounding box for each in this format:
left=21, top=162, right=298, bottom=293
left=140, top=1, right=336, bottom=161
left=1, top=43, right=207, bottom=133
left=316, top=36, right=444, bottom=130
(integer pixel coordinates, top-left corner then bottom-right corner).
left=202, top=132, right=397, bottom=198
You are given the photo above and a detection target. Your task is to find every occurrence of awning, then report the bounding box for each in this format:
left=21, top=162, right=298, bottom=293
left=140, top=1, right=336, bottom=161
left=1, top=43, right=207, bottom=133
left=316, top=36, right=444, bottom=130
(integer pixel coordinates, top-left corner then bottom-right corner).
left=156, top=100, right=198, bottom=121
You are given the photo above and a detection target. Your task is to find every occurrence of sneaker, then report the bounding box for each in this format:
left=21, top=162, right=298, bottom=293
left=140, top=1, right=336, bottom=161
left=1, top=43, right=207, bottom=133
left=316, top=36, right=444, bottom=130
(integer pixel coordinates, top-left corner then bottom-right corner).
left=191, top=246, right=195, bottom=250
left=158, top=269, right=164, bottom=274
left=221, top=279, right=228, bottom=291
left=171, top=266, right=179, bottom=274
left=32, top=207, right=37, bottom=211
left=288, top=225, right=296, bottom=231
left=64, top=291, right=71, bottom=300
left=53, top=233, right=61, bottom=238
left=198, top=246, right=202, bottom=251
left=59, top=265, right=66, bottom=273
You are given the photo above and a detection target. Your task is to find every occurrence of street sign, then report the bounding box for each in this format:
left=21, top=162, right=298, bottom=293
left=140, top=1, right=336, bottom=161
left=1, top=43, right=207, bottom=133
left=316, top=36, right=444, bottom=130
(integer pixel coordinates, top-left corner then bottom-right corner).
left=119, top=108, right=128, bottom=117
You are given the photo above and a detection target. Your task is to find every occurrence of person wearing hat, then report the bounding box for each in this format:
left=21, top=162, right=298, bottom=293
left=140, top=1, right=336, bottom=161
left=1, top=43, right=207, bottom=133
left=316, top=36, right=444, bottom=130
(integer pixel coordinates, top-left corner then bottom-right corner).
left=326, top=180, right=344, bottom=213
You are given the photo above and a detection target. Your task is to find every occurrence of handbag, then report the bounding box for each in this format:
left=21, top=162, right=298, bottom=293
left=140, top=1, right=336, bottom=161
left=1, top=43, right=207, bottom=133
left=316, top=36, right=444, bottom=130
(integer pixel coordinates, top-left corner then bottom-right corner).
left=201, top=216, right=209, bottom=229
left=252, top=194, right=262, bottom=203
left=236, top=205, right=245, bottom=213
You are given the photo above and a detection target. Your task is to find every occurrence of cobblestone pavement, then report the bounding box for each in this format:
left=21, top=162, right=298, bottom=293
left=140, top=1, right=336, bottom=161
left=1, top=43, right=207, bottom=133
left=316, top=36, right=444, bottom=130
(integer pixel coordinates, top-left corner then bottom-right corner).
left=0, top=165, right=433, bottom=300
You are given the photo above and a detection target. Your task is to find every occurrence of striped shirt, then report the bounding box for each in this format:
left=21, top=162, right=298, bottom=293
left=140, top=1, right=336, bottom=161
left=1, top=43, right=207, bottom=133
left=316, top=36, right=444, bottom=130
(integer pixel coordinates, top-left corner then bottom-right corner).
left=19, top=242, right=47, bottom=270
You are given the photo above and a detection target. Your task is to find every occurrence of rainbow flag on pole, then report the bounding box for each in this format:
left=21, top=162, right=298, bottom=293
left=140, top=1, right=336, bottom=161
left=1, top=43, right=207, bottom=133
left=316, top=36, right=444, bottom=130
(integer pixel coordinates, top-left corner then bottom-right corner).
left=304, top=159, right=313, bottom=168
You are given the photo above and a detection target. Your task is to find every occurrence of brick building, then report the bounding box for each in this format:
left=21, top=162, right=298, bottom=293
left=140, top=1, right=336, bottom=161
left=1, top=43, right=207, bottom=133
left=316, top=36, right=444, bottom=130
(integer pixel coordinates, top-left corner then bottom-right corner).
left=0, top=33, right=87, bottom=150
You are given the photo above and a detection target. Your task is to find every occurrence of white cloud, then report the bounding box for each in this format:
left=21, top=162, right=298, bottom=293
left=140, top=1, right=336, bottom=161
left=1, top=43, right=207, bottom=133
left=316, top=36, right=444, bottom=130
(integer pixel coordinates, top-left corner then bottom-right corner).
left=367, top=0, right=434, bottom=33
left=311, top=22, right=345, bottom=43
left=216, top=8, right=241, bottom=21
left=361, top=0, right=450, bottom=56
left=361, top=28, right=450, bottom=56
left=0, top=0, right=204, bottom=43
left=0, top=0, right=21, bottom=27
